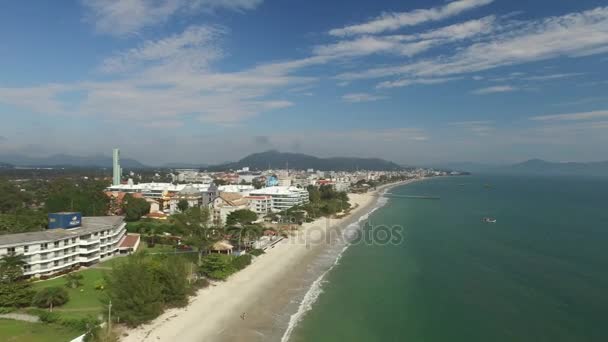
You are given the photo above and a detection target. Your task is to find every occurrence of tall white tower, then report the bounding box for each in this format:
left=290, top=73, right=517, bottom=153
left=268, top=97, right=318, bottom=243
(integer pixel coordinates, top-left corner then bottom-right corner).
left=112, top=148, right=121, bottom=186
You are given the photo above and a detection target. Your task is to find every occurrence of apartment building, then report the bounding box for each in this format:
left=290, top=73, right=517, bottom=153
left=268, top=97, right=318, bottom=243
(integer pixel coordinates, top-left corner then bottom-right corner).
left=249, top=186, right=309, bottom=212
left=0, top=216, right=126, bottom=278
left=212, top=193, right=250, bottom=226
left=245, top=195, right=272, bottom=215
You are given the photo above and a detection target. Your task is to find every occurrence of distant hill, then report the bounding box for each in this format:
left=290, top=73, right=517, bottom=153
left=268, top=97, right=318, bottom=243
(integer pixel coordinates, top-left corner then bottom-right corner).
left=504, top=159, right=608, bottom=177
left=209, top=150, right=403, bottom=171
left=162, top=162, right=208, bottom=169
left=0, top=162, right=14, bottom=169
left=0, top=153, right=147, bottom=168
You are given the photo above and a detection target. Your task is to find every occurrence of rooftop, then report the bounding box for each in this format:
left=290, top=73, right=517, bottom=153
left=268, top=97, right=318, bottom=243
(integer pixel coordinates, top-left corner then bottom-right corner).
left=250, top=186, right=308, bottom=196
left=0, top=216, right=125, bottom=247
left=107, top=182, right=216, bottom=193
left=119, top=234, right=140, bottom=249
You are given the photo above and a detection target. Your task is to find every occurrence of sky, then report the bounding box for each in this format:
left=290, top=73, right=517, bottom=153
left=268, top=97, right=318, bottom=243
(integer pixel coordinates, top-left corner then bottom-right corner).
left=1, top=0, right=608, bottom=166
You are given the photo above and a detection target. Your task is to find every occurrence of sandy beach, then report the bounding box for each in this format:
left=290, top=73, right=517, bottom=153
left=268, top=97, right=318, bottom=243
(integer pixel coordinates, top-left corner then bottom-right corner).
left=121, top=180, right=417, bottom=342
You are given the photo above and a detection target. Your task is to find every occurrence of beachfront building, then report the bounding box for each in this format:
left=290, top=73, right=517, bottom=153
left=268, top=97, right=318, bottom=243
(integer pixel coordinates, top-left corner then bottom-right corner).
left=315, top=179, right=350, bottom=192
left=249, top=186, right=309, bottom=212
left=245, top=195, right=272, bottom=215
left=0, top=214, right=126, bottom=278
left=212, top=193, right=251, bottom=226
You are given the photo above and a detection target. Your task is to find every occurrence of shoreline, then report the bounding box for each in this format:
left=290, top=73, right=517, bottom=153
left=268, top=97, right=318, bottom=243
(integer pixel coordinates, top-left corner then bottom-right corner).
left=121, top=179, right=421, bottom=342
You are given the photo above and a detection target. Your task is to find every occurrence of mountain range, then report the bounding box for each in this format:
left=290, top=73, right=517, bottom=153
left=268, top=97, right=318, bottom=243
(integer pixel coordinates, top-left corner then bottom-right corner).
left=3, top=151, right=606, bottom=176
left=0, top=151, right=403, bottom=171
left=209, top=150, right=404, bottom=171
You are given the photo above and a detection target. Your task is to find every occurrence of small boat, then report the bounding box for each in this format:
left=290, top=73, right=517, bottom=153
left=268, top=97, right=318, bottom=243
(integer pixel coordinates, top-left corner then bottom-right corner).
left=482, top=217, right=497, bottom=223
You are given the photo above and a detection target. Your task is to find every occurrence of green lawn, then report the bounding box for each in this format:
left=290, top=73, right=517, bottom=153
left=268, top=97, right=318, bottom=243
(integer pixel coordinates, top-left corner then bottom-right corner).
left=141, top=244, right=177, bottom=254
left=31, top=268, right=108, bottom=320
left=0, top=319, right=81, bottom=342
left=95, top=256, right=127, bottom=268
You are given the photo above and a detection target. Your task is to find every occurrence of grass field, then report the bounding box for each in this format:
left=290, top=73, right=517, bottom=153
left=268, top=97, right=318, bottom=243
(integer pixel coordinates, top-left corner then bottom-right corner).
left=0, top=319, right=81, bottom=342
left=31, top=268, right=108, bottom=320
left=141, top=244, right=177, bottom=254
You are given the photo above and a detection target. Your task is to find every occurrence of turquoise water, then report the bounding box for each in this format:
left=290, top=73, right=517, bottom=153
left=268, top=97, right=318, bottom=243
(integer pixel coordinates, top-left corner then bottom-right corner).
left=290, top=175, right=608, bottom=342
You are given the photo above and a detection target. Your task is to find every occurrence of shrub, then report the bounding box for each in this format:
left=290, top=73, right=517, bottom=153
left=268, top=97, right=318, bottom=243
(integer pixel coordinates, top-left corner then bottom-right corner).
left=60, top=316, right=98, bottom=331
left=94, top=280, right=105, bottom=291
left=104, top=255, right=164, bottom=327
left=84, top=325, right=119, bottom=342
left=232, top=254, right=252, bottom=270
left=154, top=256, right=189, bottom=307
left=32, top=286, right=69, bottom=311
left=65, top=273, right=84, bottom=289
left=192, top=278, right=210, bottom=290
left=199, top=254, right=236, bottom=281
left=249, top=249, right=265, bottom=257
left=0, top=306, right=16, bottom=314
left=26, top=308, right=60, bottom=323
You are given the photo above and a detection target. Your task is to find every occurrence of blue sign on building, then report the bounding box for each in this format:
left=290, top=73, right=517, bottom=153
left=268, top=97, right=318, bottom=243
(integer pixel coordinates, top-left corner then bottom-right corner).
left=48, top=212, right=82, bottom=229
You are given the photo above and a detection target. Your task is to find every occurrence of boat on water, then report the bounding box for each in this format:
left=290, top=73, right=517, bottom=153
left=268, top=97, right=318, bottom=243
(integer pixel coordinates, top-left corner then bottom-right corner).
left=482, top=217, right=497, bottom=223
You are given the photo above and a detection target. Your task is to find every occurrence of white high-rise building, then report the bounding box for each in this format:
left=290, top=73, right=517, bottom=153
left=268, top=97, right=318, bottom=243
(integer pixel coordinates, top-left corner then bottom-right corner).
left=112, top=148, right=121, bottom=186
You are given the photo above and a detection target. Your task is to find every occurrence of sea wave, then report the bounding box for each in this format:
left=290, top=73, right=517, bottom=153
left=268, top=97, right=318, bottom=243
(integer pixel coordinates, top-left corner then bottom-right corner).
left=279, top=193, right=391, bottom=342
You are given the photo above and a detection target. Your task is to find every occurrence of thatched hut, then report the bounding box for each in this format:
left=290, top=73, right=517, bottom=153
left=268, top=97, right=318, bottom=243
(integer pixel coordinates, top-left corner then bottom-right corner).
left=210, top=240, right=234, bottom=254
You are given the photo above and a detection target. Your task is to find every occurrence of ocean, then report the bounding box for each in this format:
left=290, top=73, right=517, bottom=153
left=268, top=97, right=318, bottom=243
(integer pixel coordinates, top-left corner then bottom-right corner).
left=286, top=174, right=608, bottom=342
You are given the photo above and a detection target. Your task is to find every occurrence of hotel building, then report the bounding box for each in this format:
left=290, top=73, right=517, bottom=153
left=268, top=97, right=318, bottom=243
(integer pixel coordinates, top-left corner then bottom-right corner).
left=249, top=186, right=309, bottom=212
left=0, top=215, right=126, bottom=278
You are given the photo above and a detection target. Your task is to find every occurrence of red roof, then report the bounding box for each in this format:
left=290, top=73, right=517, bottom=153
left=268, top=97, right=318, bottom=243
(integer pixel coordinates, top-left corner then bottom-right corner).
left=146, top=212, right=167, bottom=218
left=119, top=234, right=140, bottom=249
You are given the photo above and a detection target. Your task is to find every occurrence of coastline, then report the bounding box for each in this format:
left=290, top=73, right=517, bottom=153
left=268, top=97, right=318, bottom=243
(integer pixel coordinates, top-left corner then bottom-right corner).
left=121, top=179, right=420, bottom=342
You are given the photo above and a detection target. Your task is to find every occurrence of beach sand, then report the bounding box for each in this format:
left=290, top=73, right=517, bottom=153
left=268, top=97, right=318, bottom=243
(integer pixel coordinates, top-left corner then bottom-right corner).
left=121, top=180, right=416, bottom=342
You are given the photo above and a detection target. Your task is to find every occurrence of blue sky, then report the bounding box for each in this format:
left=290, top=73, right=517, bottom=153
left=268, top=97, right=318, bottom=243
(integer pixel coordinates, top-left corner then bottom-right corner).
left=1, top=0, right=608, bottom=165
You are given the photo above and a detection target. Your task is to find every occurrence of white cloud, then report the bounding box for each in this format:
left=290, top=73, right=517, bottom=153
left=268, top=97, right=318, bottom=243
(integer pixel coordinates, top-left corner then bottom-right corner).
left=82, top=0, right=263, bottom=36
left=336, top=7, right=608, bottom=82
left=313, top=36, right=435, bottom=58
left=315, top=16, right=495, bottom=59
left=342, top=93, right=388, bottom=103
left=471, top=85, right=516, bottom=94
left=100, top=25, right=224, bottom=73
left=449, top=120, right=495, bottom=136
left=0, top=25, right=302, bottom=125
left=530, top=110, right=608, bottom=121
left=376, top=77, right=459, bottom=89
left=522, top=73, right=585, bottom=81
left=329, top=0, right=494, bottom=36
